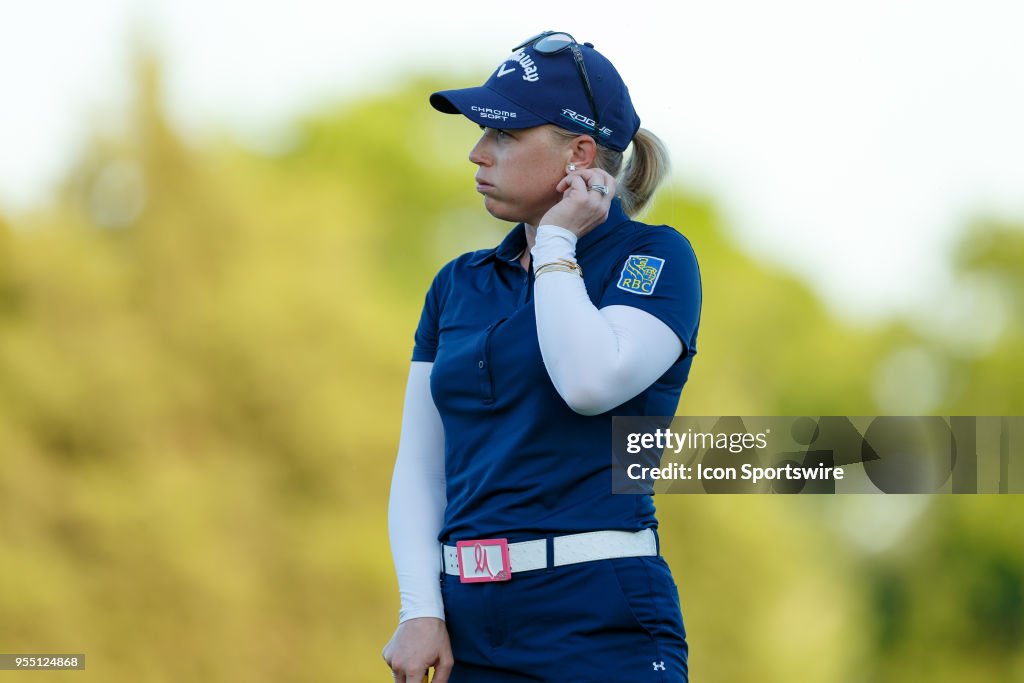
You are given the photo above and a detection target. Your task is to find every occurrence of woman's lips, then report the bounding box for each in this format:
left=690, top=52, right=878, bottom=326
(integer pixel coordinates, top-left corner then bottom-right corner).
left=475, top=181, right=494, bottom=193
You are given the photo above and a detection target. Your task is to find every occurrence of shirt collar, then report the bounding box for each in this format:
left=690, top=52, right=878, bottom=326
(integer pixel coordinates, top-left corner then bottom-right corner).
left=467, top=198, right=630, bottom=268
left=467, top=222, right=526, bottom=268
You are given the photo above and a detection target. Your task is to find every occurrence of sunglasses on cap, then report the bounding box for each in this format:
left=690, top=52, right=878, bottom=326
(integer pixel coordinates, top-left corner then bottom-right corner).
left=512, top=31, right=604, bottom=142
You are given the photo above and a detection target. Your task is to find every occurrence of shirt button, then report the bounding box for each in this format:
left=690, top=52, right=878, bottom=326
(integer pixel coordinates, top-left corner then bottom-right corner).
left=478, top=361, right=486, bottom=369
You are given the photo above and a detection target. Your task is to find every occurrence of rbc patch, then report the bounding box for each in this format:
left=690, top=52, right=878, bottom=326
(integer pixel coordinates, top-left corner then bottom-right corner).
left=616, top=255, right=665, bottom=296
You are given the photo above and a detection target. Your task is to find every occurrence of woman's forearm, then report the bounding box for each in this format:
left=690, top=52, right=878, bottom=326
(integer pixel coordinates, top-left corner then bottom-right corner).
left=387, top=361, right=447, bottom=622
left=532, top=225, right=682, bottom=416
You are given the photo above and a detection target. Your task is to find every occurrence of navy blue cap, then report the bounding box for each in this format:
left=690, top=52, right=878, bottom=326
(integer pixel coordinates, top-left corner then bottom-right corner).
left=430, top=40, right=641, bottom=152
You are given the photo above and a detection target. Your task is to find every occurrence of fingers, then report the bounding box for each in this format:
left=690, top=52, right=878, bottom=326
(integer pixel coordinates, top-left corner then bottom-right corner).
left=580, top=169, right=616, bottom=199
left=384, top=650, right=440, bottom=682
left=556, top=169, right=588, bottom=193
left=386, top=663, right=427, bottom=682
left=568, top=173, right=589, bottom=196
left=431, top=649, right=455, bottom=683
left=596, top=172, right=618, bottom=199
left=402, top=668, right=427, bottom=683
left=384, top=643, right=427, bottom=682
left=383, top=619, right=456, bottom=683
left=555, top=174, right=588, bottom=197
left=557, top=168, right=615, bottom=199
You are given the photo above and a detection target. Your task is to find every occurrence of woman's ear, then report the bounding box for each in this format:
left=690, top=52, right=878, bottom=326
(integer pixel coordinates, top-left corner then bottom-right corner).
left=568, top=134, right=599, bottom=169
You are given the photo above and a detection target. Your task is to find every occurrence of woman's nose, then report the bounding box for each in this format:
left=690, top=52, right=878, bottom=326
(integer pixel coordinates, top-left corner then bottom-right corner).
left=468, top=134, right=490, bottom=166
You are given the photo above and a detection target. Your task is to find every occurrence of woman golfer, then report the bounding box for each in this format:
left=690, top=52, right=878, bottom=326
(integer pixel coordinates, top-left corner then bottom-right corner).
left=383, top=31, right=701, bottom=682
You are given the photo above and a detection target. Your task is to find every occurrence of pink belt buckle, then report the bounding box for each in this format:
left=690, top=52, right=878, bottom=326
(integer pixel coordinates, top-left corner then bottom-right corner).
left=455, top=538, right=511, bottom=583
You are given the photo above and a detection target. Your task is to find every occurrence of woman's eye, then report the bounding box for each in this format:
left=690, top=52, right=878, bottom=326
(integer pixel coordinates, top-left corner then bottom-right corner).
left=478, top=126, right=510, bottom=140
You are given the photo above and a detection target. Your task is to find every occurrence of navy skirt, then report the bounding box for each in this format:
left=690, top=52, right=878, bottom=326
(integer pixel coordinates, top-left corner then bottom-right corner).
left=440, top=552, right=689, bottom=681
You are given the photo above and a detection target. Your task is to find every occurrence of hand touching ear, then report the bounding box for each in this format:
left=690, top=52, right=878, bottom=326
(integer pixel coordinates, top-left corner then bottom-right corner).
left=539, top=167, right=616, bottom=238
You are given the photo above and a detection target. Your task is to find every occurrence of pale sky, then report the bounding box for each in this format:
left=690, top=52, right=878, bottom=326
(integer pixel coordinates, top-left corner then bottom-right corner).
left=1, top=0, right=1022, bottom=323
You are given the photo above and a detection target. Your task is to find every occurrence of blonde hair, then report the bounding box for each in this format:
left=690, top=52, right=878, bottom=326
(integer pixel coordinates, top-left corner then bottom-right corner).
left=549, top=126, right=670, bottom=217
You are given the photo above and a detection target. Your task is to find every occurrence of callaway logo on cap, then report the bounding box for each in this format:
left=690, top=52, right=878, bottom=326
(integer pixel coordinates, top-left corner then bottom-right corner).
left=429, top=33, right=641, bottom=153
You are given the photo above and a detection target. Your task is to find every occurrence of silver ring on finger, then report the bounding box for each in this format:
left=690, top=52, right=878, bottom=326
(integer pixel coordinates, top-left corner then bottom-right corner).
left=588, top=183, right=609, bottom=196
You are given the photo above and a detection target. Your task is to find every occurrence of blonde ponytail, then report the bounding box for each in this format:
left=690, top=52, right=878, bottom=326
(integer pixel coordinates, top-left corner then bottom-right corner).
left=613, top=128, right=670, bottom=217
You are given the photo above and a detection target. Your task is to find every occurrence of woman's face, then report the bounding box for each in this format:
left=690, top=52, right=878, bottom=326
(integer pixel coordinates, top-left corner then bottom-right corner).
left=469, top=125, right=575, bottom=227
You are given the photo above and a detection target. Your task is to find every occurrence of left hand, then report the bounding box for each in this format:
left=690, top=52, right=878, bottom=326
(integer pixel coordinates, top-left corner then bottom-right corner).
left=539, top=167, right=617, bottom=239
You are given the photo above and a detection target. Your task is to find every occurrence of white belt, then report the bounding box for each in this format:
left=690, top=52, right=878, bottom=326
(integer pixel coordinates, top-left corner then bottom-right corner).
left=442, top=528, right=657, bottom=576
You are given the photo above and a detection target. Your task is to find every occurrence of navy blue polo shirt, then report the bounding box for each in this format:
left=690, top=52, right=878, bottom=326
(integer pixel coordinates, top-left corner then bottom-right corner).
left=412, top=199, right=701, bottom=544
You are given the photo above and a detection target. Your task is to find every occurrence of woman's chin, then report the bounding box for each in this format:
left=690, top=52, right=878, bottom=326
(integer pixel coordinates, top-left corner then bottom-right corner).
left=481, top=197, right=520, bottom=223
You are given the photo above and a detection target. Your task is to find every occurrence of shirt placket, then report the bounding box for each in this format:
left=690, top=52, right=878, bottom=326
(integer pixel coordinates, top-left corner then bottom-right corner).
left=476, top=318, right=501, bottom=405
left=475, top=258, right=532, bottom=405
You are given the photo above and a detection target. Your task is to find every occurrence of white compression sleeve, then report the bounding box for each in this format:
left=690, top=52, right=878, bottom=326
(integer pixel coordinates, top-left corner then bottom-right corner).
left=387, top=361, right=447, bottom=622
left=532, top=224, right=684, bottom=416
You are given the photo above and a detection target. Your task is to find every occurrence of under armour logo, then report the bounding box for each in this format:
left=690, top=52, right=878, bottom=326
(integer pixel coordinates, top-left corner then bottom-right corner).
left=652, top=661, right=666, bottom=671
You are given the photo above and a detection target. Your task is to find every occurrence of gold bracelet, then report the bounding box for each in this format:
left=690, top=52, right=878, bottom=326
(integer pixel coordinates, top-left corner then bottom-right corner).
left=535, top=258, right=583, bottom=278
left=535, top=264, right=575, bottom=277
